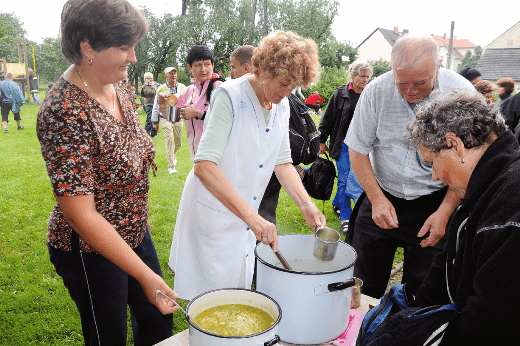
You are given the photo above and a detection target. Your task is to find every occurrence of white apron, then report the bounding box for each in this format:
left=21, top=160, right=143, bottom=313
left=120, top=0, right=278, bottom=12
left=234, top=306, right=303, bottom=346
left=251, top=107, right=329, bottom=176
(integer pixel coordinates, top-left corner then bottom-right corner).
left=168, top=78, right=289, bottom=300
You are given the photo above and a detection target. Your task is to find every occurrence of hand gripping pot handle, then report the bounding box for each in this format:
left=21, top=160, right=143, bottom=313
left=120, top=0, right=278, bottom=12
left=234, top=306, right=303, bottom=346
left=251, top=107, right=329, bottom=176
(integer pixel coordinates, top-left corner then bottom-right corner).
left=328, top=277, right=363, bottom=292
left=258, top=334, right=281, bottom=346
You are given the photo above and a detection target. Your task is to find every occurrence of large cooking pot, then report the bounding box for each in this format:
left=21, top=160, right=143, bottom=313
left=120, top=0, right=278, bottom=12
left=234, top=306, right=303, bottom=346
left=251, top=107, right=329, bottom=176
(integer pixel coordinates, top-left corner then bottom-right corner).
left=186, top=288, right=282, bottom=346
left=255, top=234, right=357, bottom=344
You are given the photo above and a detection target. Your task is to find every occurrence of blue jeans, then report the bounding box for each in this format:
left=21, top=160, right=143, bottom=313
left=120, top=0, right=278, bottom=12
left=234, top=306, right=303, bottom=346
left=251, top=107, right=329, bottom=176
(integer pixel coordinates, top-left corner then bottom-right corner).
left=144, top=105, right=157, bottom=137
left=49, top=230, right=173, bottom=346
left=332, top=142, right=363, bottom=220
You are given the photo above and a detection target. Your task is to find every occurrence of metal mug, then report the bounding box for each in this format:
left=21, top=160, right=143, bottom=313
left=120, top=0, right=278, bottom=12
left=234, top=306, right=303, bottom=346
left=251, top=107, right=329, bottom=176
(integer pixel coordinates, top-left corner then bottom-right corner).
left=313, top=226, right=340, bottom=261
left=165, top=105, right=182, bottom=122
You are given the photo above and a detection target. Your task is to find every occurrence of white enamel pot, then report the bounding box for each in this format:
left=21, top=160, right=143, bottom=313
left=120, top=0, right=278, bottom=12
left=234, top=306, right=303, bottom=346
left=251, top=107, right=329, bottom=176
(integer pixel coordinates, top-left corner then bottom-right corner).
left=255, top=234, right=358, bottom=345
left=186, top=288, right=282, bottom=346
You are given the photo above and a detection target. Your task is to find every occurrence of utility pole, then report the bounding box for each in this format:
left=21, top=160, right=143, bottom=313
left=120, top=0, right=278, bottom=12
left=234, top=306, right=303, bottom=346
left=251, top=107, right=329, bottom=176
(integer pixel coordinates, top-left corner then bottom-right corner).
left=447, top=21, right=455, bottom=70
left=248, top=0, right=257, bottom=44
left=263, top=0, right=268, bottom=36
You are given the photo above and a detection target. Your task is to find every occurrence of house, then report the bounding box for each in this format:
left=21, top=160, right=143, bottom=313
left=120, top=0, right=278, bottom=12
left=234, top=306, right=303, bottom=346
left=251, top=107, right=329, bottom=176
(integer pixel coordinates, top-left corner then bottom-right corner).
left=356, top=27, right=407, bottom=63
left=356, top=27, right=476, bottom=72
left=476, top=22, right=520, bottom=89
left=431, top=35, right=477, bottom=72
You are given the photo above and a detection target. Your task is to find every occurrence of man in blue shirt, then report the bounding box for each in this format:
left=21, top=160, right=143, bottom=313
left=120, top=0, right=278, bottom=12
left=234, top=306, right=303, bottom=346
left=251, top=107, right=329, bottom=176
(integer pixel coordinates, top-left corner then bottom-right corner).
left=1, top=73, right=25, bottom=133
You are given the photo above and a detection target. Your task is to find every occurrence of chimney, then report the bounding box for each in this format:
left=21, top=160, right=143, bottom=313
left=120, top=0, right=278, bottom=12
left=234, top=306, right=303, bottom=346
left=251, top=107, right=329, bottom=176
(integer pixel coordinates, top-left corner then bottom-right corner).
left=443, top=33, right=447, bottom=39
left=394, top=27, right=399, bottom=34
left=403, top=29, right=409, bottom=35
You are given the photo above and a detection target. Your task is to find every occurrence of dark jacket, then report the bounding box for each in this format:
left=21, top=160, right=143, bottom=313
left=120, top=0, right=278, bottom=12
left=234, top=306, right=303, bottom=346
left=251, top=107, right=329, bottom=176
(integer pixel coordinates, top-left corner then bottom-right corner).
left=414, top=131, right=520, bottom=345
left=318, top=83, right=354, bottom=160
left=502, top=92, right=520, bottom=135
left=28, top=71, right=38, bottom=92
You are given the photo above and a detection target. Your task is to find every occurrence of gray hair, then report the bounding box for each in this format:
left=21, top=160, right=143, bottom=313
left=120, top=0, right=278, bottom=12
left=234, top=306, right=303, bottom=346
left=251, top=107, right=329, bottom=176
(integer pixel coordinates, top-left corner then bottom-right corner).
left=348, top=61, right=372, bottom=77
left=391, top=36, right=441, bottom=71
left=144, top=72, right=153, bottom=80
left=407, top=89, right=507, bottom=154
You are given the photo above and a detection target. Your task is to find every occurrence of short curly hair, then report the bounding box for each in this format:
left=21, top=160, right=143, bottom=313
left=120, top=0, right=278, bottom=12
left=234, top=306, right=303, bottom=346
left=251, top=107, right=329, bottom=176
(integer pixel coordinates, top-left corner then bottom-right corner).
left=251, top=31, right=320, bottom=89
left=474, top=80, right=496, bottom=95
left=407, top=89, right=507, bottom=154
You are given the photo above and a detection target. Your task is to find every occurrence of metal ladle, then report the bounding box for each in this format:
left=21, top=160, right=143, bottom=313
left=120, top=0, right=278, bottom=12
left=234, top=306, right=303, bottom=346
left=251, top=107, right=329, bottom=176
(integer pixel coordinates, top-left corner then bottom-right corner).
left=155, top=290, right=202, bottom=329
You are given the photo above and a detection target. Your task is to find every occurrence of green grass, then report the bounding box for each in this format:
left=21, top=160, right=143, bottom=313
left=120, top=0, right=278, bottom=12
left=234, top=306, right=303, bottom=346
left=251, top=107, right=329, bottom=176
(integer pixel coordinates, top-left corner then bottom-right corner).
left=0, top=93, right=402, bottom=345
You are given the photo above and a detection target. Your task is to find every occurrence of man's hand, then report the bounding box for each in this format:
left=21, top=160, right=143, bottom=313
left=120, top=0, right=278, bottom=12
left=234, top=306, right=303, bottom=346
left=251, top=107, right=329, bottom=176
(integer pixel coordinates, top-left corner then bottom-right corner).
left=417, top=210, right=448, bottom=247
left=319, top=142, right=328, bottom=155
left=371, top=195, right=399, bottom=229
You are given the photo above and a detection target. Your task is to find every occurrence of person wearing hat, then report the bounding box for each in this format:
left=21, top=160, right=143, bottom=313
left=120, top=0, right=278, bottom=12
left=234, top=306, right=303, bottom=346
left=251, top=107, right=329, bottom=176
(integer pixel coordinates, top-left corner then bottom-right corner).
left=152, top=67, right=186, bottom=174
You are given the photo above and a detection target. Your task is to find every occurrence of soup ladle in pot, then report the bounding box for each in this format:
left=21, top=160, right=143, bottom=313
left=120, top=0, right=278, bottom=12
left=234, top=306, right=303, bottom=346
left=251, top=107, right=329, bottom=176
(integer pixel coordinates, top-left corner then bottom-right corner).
left=270, top=243, right=292, bottom=270
left=155, top=290, right=202, bottom=329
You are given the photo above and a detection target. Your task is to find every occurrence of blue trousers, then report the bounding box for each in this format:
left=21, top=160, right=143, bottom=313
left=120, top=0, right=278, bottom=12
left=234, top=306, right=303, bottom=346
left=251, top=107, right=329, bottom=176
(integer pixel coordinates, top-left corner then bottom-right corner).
left=332, top=142, right=363, bottom=220
left=49, top=230, right=173, bottom=346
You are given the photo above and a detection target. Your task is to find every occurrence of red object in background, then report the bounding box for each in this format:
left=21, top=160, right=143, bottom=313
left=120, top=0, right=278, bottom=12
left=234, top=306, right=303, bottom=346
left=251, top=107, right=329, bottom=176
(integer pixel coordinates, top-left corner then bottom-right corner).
left=305, top=92, right=324, bottom=106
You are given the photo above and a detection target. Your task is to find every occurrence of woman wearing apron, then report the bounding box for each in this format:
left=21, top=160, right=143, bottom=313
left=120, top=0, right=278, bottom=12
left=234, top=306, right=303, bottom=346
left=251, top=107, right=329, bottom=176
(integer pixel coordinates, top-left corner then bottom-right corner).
left=169, top=31, right=326, bottom=300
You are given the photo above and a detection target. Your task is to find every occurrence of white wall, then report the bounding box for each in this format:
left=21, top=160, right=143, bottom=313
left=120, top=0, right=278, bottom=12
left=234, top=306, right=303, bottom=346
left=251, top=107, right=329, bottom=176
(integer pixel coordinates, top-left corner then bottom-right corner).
left=357, top=31, right=393, bottom=63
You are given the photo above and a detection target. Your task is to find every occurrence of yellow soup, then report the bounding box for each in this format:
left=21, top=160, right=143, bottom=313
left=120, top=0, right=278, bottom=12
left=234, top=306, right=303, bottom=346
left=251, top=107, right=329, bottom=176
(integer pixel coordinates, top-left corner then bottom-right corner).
left=194, top=304, right=275, bottom=336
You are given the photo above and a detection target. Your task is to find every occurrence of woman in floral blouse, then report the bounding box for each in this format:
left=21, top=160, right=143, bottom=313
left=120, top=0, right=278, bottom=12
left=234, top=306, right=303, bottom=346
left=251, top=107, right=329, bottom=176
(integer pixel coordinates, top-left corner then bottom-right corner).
left=36, top=1, right=178, bottom=345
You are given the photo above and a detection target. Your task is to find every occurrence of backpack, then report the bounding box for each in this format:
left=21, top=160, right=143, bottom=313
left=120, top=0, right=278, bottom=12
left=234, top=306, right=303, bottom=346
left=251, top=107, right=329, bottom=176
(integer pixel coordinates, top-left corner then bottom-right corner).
left=357, top=284, right=460, bottom=346
left=288, top=93, right=321, bottom=165
left=0, top=85, right=8, bottom=104
left=303, top=152, right=336, bottom=200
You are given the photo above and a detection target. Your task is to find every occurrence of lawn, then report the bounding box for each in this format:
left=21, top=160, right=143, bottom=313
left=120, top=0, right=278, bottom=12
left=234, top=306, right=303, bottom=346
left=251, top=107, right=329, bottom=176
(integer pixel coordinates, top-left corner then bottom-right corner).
left=0, top=91, right=401, bottom=345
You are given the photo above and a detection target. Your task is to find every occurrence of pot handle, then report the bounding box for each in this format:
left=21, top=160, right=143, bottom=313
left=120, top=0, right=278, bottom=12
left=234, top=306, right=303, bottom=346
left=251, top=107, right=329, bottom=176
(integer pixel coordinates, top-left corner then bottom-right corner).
left=262, top=334, right=281, bottom=346
left=328, top=277, right=362, bottom=292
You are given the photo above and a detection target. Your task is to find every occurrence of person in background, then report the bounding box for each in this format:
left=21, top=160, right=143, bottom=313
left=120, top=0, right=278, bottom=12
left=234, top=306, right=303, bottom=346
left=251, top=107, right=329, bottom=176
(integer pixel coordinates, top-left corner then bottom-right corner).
left=152, top=67, right=187, bottom=174
left=229, top=45, right=254, bottom=79
left=346, top=36, right=474, bottom=299
left=28, top=68, right=41, bottom=105
left=318, top=61, right=372, bottom=234
left=0, top=73, right=25, bottom=133
left=305, top=91, right=323, bottom=114
left=496, top=77, right=515, bottom=109
left=474, top=80, right=496, bottom=103
left=502, top=92, right=520, bottom=136
left=141, top=72, right=157, bottom=138
left=168, top=31, right=325, bottom=301
left=459, top=66, right=482, bottom=86
left=408, top=90, right=519, bottom=345
left=171, top=45, right=224, bottom=160
left=36, top=1, right=178, bottom=344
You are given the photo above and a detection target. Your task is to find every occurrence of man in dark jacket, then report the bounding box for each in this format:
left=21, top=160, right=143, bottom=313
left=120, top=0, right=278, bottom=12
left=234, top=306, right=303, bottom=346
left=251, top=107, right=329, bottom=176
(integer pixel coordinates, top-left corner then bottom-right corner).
left=28, top=68, right=41, bottom=105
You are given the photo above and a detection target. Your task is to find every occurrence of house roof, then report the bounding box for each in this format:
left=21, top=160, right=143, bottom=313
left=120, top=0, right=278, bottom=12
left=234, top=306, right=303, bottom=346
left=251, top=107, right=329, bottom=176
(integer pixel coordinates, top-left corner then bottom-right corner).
left=485, top=21, right=520, bottom=48
left=431, top=35, right=477, bottom=49
left=476, top=48, right=520, bottom=81
left=357, top=27, right=402, bottom=48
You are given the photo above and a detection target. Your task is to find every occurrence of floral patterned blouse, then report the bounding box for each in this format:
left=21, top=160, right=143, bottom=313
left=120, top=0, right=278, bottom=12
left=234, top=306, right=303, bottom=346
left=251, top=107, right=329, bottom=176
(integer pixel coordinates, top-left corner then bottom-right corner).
left=37, top=77, right=156, bottom=252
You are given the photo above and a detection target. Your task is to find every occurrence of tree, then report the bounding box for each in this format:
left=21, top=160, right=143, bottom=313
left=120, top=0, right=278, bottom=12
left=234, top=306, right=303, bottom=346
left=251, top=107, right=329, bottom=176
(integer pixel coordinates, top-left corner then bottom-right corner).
left=35, top=37, right=69, bottom=83
left=0, top=12, right=28, bottom=63
left=369, top=59, right=392, bottom=79
left=458, top=45, right=482, bottom=71
left=305, top=66, right=348, bottom=107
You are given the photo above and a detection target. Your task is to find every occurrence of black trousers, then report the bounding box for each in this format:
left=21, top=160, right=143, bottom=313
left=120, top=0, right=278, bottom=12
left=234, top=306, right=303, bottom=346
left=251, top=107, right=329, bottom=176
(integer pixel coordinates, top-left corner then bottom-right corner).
left=49, top=230, right=173, bottom=346
left=352, top=187, right=448, bottom=299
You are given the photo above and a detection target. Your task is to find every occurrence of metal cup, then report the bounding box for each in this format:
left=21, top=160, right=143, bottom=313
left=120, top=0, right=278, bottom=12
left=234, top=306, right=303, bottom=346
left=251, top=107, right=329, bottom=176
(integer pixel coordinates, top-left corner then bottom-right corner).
left=313, top=226, right=340, bottom=261
left=165, top=105, right=182, bottom=122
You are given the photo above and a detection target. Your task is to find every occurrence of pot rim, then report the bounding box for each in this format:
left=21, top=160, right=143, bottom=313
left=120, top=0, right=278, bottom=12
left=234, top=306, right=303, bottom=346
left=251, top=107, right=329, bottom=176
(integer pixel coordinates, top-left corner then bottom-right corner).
left=186, top=288, right=282, bottom=339
left=254, top=234, right=356, bottom=275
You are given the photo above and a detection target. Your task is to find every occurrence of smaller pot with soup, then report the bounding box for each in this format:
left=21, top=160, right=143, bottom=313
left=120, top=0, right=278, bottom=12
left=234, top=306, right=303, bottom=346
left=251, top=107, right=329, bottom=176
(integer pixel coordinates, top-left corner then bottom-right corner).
left=186, top=288, right=282, bottom=346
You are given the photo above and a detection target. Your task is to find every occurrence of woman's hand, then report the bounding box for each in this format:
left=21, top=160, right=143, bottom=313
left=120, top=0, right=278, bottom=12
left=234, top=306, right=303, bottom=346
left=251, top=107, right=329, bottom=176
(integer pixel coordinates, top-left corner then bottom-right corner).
left=140, top=272, right=180, bottom=315
left=180, top=105, right=200, bottom=120
left=249, top=215, right=279, bottom=251
left=300, top=201, right=326, bottom=230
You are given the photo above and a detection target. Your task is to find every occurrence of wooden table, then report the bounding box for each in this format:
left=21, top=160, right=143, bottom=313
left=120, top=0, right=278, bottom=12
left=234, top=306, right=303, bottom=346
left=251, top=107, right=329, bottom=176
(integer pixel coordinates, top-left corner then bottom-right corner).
left=154, top=294, right=379, bottom=346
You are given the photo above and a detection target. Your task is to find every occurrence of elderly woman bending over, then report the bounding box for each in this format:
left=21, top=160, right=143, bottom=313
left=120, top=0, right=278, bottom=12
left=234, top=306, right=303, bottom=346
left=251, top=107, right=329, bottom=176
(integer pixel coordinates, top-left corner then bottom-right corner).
left=407, top=90, right=520, bottom=345
left=168, top=31, right=326, bottom=300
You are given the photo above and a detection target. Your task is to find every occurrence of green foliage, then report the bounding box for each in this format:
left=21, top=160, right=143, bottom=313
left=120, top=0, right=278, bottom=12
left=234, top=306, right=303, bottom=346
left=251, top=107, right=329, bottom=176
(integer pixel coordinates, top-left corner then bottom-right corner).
left=0, top=12, right=28, bottom=63
left=34, top=37, right=69, bottom=83
left=369, top=59, right=392, bottom=79
left=458, top=45, right=482, bottom=71
left=305, top=66, right=348, bottom=108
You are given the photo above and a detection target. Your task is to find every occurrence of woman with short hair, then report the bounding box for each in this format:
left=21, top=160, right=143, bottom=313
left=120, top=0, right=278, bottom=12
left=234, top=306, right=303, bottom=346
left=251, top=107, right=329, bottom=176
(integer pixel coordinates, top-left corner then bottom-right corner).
left=37, top=1, right=178, bottom=344
left=169, top=31, right=326, bottom=300
left=407, top=90, right=519, bottom=345
left=496, top=77, right=515, bottom=108
left=318, top=61, right=373, bottom=233
left=474, top=79, right=496, bottom=103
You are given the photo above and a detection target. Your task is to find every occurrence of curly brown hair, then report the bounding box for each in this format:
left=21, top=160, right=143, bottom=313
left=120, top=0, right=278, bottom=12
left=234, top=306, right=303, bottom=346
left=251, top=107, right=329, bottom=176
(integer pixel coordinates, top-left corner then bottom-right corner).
left=251, top=31, right=320, bottom=89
